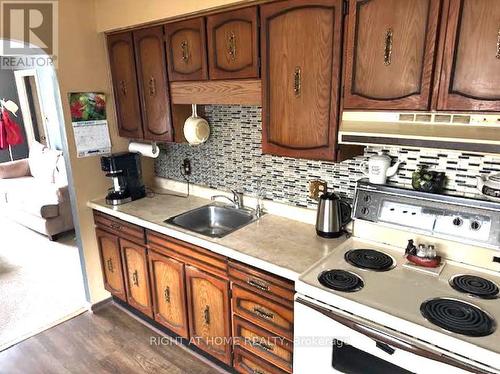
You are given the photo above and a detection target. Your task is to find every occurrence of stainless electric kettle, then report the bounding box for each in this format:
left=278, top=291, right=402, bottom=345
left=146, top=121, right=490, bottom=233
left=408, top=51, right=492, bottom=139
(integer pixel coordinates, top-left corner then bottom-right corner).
left=316, top=192, right=352, bottom=238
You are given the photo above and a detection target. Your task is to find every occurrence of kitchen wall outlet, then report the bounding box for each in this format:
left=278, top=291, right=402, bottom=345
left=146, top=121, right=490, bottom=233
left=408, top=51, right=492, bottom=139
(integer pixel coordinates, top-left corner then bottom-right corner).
left=182, top=159, right=192, bottom=176
left=309, top=180, right=327, bottom=200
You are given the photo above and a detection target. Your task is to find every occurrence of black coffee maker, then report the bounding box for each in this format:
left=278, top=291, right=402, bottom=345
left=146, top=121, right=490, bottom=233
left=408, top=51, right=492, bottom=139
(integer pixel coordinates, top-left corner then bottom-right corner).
left=101, top=152, right=146, bottom=205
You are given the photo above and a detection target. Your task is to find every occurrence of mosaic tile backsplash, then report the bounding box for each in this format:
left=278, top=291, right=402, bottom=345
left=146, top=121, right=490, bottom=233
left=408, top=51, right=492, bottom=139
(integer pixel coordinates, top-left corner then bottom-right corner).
left=155, top=105, right=500, bottom=209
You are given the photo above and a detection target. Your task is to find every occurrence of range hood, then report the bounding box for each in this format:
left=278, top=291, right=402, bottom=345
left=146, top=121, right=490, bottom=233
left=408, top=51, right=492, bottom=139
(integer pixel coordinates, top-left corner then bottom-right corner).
left=339, top=112, right=500, bottom=154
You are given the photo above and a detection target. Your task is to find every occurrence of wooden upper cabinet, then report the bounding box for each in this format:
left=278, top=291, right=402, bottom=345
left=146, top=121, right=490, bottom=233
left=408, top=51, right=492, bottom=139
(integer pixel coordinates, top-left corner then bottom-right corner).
left=185, top=265, right=232, bottom=365
left=133, top=26, right=174, bottom=141
left=107, top=32, right=143, bottom=138
left=96, top=229, right=127, bottom=301
left=344, top=0, right=441, bottom=110
left=261, top=0, right=343, bottom=161
left=148, top=250, right=189, bottom=338
left=207, top=7, right=260, bottom=80
left=437, top=0, right=500, bottom=111
left=165, top=18, right=208, bottom=81
left=121, top=239, right=153, bottom=318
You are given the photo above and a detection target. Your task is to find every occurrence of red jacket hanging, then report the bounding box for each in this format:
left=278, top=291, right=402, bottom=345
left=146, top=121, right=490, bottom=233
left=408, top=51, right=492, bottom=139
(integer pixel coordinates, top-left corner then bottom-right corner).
left=1, top=109, right=23, bottom=147
left=0, top=112, right=6, bottom=150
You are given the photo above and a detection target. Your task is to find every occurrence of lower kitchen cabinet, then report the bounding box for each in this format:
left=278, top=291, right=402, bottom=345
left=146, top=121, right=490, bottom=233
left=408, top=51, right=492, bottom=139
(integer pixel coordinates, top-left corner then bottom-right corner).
left=148, top=250, right=189, bottom=338
left=96, top=228, right=127, bottom=302
left=185, top=265, right=232, bottom=365
left=121, top=239, right=153, bottom=318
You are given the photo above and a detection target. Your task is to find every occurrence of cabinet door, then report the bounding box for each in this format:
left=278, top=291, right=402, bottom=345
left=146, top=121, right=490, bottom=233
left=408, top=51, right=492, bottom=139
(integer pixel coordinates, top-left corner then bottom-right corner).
left=165, top=18, right=208, bottom=81
left=261, top=0, right=343, bottom=161
left=207, top=7, right=260, bottom=80
left=437, top=0, right=500, bottom=111
left=185, top=266, right=232, bottom=365
left=148, top=250, right=188, bottom=338
left=121, top=239, right=153, bottom=318
left=107, top=32, right=143, bottom=139
left=344, top=0, right=441, bottom=110
left=96, top=228, right=126, bottom=301
left=133, top=26, right=174, bottom=142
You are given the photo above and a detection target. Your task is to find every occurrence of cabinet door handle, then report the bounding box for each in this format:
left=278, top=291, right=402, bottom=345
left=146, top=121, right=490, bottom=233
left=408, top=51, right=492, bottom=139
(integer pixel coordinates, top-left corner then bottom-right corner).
left=293, top=66, right=301, bottom=97
left=496, top=28, right=500, bottom=59
left=148, top=76, right=156, bottom=96
left=132, top=270, right=139, bottom=286
left=119, top=80, right=127, bottom=96
left=203, top=305, right=210, bottom=325
left=253, top=371, right=264, bottom=374
left=253, top=306, right=274, bottom=320
left=384, top=28, right=393, bottom=66
left=164, top=286, right=170, bottom=303
left=246, top=278, right=269, bottom=292
left=106, top=258, right=114, bottom=272
left=227, top=31, right=237, bottom=61
left=181, top=40, right=190, bottom=63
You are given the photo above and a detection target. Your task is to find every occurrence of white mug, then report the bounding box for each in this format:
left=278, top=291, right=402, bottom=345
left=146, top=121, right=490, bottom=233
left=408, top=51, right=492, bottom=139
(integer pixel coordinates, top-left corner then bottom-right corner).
left=360, top=153, right=401, bottom=185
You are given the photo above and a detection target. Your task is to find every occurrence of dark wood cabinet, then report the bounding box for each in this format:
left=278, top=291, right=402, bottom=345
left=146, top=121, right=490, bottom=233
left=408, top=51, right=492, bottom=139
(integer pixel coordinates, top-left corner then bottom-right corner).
left=107, top=32, right=143, bottom=139
left=343, top=0, right=441, bottom=110
left=96, top=228, right=127, bottom=302
left=437, top=0, right=500, bottom=111
left=121, top=238, right=153, bottom=318
left=207, top=7, right=260, bottom=80
left=260, top=0, right=343, bottom=161
left=133, top=26, right=174, bottom=141
left=165, top=18, right=208, bottom=81
left=185, top=265, right=232, bottom=365
left=148, top=250, right=189, bottom=338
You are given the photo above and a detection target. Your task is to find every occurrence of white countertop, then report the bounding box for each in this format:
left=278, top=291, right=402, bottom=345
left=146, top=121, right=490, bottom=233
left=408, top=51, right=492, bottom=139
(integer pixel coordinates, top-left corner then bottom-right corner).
left=87, top=192, right=348, bottom=281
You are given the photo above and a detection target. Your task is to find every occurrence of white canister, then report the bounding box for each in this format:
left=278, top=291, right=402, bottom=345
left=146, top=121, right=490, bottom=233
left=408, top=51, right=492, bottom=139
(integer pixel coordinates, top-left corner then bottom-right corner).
left=360, top=152, right=401, bottom=185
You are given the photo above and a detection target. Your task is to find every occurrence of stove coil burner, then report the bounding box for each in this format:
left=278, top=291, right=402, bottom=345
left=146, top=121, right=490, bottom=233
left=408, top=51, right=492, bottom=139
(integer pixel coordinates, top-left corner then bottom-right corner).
left=420, top=298, right=495, bottom=337
left=450, top=275, right=499, bottom=299
left=345, top=249, right=394, bottom=271
left=318, top=270, right=364, bottom=292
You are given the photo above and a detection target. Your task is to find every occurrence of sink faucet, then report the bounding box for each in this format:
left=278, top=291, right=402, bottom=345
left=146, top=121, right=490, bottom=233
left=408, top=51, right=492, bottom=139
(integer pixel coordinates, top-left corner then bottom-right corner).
left=211, top=189, right=244, bottom=209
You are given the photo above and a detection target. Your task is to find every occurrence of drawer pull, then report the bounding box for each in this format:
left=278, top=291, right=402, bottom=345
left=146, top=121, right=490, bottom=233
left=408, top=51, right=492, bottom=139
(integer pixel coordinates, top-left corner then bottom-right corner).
left=106, top=258, right=114, bottom=272
left=227, top=31, right=237, bottom=61
left=253, top=370, right=265, bottom=374
left=253, top=307, right=274, bottom=320
left=164, top=286, right=170, bottom=303
left=204, top=305, right=210, bottom=325
left=247, top=278, right=269, bottom=292
left=132, top=270, right=139, bottom=286
left=110, top=223, right=121, bottom=230
left=293, top=66, right=301, bottom=97
left=253, top=340, right=273, bottom=352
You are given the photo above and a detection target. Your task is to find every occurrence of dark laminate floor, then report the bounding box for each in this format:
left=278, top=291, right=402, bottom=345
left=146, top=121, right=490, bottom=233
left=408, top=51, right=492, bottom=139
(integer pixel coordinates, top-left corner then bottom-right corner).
left=0, top=303, right=222, bottom=374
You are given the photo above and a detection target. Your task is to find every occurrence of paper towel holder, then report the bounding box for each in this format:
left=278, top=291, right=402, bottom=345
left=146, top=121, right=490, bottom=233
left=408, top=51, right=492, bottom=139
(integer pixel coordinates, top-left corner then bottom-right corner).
left=128, top=140, right=160, bottom=158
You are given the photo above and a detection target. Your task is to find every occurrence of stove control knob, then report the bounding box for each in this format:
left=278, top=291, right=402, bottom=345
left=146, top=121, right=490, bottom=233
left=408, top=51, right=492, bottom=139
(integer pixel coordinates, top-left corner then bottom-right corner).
left=363, top=195, right=371, bottom=203
left=361, top=207, right=370, bottom=215
left=470, top=221, right=481, bottom=231
left=452, top=217, right=463, bottom=226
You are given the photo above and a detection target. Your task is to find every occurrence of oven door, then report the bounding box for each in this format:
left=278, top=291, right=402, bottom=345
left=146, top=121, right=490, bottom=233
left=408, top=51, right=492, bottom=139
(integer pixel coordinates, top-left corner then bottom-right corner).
left=293, top=296, right=494, bottom=374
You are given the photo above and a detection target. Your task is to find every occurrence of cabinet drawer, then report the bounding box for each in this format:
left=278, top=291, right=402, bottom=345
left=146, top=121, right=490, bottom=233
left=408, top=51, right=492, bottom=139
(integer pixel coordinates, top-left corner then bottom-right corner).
left=234, top=346, right=288, bottom=374
left=93, top=211, right=145, bottom=244
left=231, top=285, right=293, bottom=340
left=234, top=316, right=293, bottom=373
left=229, top=261, right=294, bottom=305
left=147, top=230, right=227, bottom=278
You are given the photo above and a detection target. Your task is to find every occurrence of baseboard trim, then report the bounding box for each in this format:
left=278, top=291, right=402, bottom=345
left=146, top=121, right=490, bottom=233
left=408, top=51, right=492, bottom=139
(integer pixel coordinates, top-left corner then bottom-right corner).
left=89, top=297, right=113, bottom=313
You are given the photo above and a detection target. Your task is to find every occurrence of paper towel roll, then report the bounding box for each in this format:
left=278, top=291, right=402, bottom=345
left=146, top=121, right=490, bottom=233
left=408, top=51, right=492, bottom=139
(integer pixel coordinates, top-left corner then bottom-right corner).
left=128, top=141, right=160, bottom=158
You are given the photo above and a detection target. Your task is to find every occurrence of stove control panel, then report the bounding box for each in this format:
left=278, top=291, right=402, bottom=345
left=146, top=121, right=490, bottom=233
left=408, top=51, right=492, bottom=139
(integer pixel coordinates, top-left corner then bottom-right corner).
left=353, top=180, right=500, bottom=249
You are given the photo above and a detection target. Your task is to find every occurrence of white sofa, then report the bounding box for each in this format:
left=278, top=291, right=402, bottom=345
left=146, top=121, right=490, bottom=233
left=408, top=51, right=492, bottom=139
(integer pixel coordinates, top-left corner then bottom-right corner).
left=0, top=142, right=74, bottom=240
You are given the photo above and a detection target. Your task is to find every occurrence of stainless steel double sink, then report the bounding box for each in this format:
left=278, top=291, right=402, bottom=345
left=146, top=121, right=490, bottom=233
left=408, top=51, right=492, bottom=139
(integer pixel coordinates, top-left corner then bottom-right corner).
left=164, top=203, right=258, bottom=238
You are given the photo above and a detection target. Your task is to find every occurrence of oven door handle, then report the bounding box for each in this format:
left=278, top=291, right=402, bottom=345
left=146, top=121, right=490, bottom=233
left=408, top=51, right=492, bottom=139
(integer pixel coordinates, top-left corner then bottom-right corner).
left=296, top=298, right=496, bottom=374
